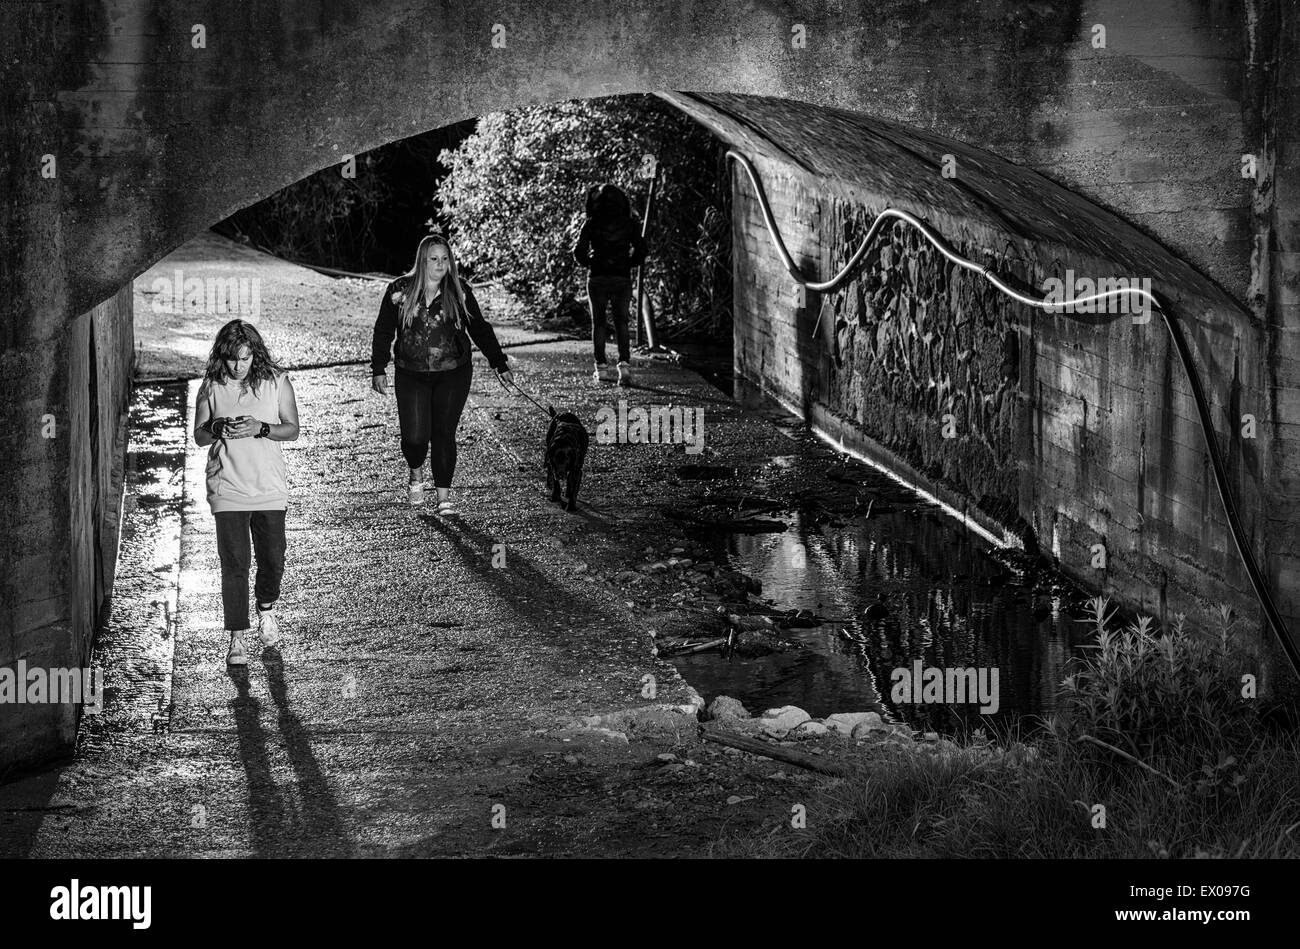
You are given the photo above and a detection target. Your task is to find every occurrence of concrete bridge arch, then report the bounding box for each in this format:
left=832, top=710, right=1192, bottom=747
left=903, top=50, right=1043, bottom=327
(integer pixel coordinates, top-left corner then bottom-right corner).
left=3, top=0, right=1298, bottom=768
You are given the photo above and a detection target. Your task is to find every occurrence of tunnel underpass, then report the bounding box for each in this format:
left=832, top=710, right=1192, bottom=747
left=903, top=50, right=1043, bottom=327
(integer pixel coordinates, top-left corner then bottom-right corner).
left=3, top=2, right=1300, bottom=868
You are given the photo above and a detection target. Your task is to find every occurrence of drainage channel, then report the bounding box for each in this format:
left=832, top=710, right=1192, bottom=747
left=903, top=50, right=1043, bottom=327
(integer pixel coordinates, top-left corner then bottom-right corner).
left=664, top=348, right=1096, bottom=737
left=78, top=383, right=187, bottom=751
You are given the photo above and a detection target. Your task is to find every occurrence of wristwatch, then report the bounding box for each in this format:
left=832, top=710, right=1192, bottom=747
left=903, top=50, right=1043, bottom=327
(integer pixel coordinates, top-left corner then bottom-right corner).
left=254, top=421, right=271, bottom=438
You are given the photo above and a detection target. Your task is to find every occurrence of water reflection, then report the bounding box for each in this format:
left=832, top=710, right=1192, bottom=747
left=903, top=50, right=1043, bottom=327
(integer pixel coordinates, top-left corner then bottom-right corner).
left=671, top=504, right=1094, bottom=736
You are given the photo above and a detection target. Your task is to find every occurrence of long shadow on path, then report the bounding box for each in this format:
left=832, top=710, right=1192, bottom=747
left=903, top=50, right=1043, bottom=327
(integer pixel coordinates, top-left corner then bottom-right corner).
left=423, top=515, right=633, bottom=640
left=227, top=651, right=353, bottom=857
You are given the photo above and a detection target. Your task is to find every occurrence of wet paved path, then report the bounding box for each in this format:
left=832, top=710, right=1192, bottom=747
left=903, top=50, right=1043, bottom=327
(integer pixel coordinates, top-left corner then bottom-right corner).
left=1, top=234, right=844, bottom=857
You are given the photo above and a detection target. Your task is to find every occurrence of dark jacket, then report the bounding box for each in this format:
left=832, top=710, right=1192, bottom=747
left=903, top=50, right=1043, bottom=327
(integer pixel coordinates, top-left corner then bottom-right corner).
left=371, top=275, right=509, bottom=375
left=573, top=218, right=648, bottom=280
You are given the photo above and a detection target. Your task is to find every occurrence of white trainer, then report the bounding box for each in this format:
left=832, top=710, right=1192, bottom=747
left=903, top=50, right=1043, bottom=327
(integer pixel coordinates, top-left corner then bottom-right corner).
left=227, top=632, right=249, bottom=666
left=257, top=608, right=280, bottom=648
left=617, top=361, right=634, bottom=387
left=408, top=482, right=425, bottom=505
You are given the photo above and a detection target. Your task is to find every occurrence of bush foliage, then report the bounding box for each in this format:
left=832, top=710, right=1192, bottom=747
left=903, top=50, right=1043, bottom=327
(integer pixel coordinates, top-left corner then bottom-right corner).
left=436, top=95, right=731, bottom=335
left=1059, top=598, right=1261, bottom=764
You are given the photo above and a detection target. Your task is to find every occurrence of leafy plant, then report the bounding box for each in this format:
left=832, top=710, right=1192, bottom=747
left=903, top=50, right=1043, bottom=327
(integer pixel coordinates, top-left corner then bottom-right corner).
left=1060, top=596, right=1260, bottom=765
left=436, top=94, right=731, bottom=334
left=716, top=594, right=1299, bottom=860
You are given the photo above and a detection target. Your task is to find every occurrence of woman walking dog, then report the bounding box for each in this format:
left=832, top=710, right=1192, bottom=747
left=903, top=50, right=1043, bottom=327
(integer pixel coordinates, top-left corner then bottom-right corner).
left=371, top=232, right=513, bottom=512
left=194, top=319, right=300, bottom=666
left=574, top=183, right=648, bottom=386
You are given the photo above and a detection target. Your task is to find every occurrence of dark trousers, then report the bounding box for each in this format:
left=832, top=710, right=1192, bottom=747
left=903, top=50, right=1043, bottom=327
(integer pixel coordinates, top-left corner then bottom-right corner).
left=394, top=362, right=473, bottom=486
left=214, top=509, right=286, bottom=632
left=588, top=275, right=633, bottom=365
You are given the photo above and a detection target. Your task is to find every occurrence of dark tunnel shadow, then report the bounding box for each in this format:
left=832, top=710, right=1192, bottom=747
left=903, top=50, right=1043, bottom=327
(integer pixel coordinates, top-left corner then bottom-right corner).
left=0, top=760, right=67, bottom=857
left=227, top=653, right=353, bottom=857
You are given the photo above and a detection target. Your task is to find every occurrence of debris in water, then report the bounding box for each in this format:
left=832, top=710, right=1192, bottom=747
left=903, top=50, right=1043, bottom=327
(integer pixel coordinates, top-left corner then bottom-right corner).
left=865, top=594, right=890, bottom=621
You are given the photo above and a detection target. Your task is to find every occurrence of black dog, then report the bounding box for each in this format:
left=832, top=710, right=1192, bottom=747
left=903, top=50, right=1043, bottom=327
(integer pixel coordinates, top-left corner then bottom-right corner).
left=545, top=407, right=589, bottom=511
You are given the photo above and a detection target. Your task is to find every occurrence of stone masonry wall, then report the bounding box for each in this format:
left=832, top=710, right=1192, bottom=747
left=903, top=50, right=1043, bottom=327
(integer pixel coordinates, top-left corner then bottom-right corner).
left=732, top=154, right=1294, bottom=683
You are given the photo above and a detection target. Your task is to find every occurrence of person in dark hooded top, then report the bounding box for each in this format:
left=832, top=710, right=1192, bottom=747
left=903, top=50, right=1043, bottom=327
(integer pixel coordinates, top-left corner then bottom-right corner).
left=573, top=183, right=648, bottom=386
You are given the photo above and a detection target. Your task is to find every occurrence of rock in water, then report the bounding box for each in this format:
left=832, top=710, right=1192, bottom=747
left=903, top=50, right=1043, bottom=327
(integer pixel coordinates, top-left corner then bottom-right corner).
left=705, top=695, right=751, bottom=722
left=853, top=720, right=913, bottom=741
left=757, top=705, right=811, bottom=737
left=824, top=711, right=883, bottom=736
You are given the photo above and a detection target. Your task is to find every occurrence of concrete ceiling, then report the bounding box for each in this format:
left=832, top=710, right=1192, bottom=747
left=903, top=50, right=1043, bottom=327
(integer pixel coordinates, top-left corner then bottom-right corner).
left=661, top=91, right=1247, bottom=321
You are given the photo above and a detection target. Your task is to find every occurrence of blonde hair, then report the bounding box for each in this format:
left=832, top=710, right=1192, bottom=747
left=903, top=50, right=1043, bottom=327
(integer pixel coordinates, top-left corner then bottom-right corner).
left=399, top=233, right=469, bottom=331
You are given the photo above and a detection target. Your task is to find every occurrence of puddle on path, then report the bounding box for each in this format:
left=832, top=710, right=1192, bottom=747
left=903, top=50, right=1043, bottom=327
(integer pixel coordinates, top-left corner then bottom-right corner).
left=664, top=359, right=1096, bottom=736
left=670, top=505, right=1094, bottom=735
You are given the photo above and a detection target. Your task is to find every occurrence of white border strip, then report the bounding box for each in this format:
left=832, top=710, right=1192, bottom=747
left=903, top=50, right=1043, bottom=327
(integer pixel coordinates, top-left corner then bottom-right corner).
left=754, top=380, right=1020, bottom=551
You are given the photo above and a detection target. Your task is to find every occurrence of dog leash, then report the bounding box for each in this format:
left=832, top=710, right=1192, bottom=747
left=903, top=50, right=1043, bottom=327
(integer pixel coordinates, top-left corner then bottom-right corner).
left=495, top=372, right=555, bottom=421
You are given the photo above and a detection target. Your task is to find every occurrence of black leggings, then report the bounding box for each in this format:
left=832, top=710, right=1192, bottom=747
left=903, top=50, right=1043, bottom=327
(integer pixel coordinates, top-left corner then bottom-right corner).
left=214, top=510, right=286, bottom=632
left=588, top=275, right=633, bottom=365
left=394, top=362, right=473, bottom=487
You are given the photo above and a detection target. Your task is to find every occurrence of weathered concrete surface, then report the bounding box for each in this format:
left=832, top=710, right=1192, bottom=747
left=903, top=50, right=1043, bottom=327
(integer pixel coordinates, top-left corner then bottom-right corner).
left=0, top=288, right=133, bottom=771
left=4, top=0, right=1298, bottom=763
left=1, top=0, right=1270, bottom=319
left=668, top=91, right=1300, bottom=678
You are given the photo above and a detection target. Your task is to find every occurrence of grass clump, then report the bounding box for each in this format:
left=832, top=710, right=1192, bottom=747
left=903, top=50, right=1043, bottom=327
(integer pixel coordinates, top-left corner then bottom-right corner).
left=716, top=597, right=1300, bottom=858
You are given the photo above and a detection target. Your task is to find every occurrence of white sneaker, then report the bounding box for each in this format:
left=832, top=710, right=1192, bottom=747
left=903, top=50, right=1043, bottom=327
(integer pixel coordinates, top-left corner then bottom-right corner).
left=408, top=482, right=425, bottom=505
left=617, top=361, right=634, bottom=387
left=227, top=632, right=249, bottom=666
left=593, top=362, right=614, bottom=383
left=257, top=608, right=280, bottom=648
